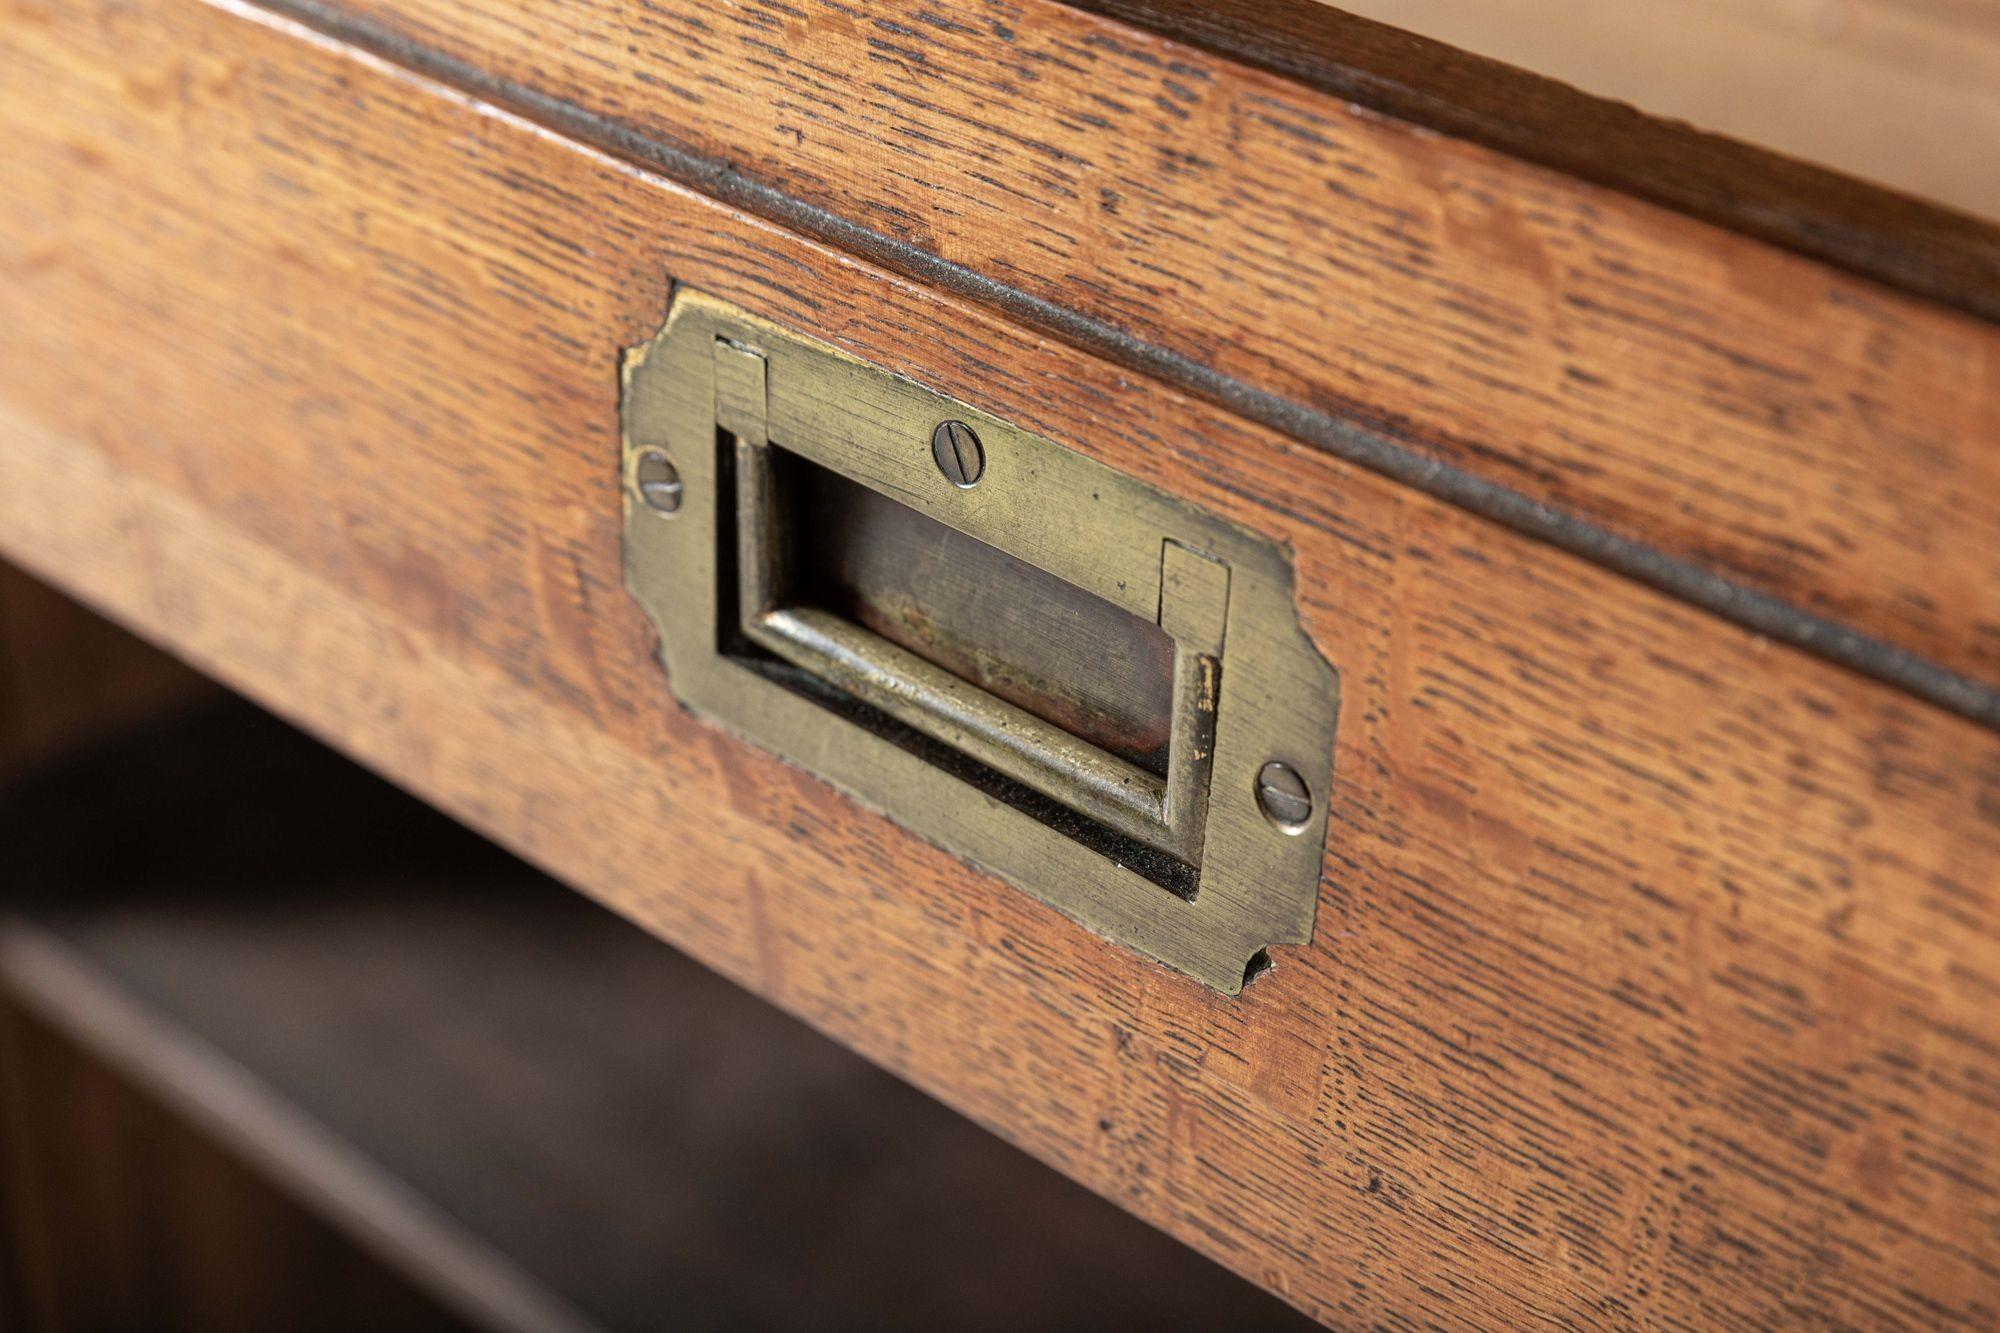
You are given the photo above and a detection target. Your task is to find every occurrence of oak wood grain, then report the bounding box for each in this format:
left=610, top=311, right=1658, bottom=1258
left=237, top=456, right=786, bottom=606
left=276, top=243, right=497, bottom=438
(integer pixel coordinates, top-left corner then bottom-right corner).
left=1080, top=0, right=2000, bottom=298
left=255, top=0, right=2000, bottom=701
left=2, top=0, right=1998, bottom=1324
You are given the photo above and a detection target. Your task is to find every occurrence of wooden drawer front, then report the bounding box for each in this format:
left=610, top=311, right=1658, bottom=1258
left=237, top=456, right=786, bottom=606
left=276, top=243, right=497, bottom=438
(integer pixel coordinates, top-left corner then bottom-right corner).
left=271, top=0, right=2000, bottom=708
left=3, top=0, right=1998, bottom=1326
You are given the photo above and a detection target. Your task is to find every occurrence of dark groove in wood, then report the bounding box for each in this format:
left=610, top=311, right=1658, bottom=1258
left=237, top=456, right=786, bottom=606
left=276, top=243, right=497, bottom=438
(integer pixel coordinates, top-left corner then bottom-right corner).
left=254, top=0, right=2000, bottom=731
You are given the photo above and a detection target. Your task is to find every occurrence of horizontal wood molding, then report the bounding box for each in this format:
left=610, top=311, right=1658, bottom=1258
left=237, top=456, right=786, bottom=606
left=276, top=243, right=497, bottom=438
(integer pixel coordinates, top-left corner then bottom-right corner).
left=3, top=0, right=1999, bottom=1324
left=239, top=0, right=2000, bottom=716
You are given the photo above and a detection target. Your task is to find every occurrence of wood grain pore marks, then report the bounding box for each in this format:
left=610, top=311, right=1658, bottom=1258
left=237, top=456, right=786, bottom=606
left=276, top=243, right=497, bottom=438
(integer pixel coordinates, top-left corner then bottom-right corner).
left=271, top=0, right=2000, bottom=696
left=1, top=0, right=1998, bottom=1325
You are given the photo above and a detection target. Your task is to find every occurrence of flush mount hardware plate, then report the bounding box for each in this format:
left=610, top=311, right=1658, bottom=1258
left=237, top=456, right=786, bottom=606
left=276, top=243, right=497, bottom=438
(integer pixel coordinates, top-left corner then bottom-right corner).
left=621, top=289, right=1339, bottom=993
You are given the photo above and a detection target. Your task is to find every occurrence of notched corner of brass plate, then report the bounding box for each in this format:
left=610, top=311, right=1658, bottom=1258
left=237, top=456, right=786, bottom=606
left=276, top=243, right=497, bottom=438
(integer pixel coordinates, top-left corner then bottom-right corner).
left=619, top=288, right=1340, bottom=994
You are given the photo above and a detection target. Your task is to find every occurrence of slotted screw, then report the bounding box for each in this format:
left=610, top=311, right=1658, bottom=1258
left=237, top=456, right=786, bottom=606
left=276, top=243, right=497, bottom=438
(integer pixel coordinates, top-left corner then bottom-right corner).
left=634, top=450, right=683, bottom=515
left=931, top=420, right=985, bottom=488
left=1256, top=761, right=1313, bottom=833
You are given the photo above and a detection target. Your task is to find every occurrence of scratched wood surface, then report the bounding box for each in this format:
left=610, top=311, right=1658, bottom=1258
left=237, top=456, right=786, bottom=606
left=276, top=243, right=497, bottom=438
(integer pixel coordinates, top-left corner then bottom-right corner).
left=250, top=0, right=2000, bottom=698
left=2, top=0, right=1999, bottom=1326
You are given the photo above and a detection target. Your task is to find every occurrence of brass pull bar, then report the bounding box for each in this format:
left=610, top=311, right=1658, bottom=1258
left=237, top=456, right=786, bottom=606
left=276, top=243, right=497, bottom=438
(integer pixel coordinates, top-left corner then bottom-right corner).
left=622, top=289, right=1339, bottom=992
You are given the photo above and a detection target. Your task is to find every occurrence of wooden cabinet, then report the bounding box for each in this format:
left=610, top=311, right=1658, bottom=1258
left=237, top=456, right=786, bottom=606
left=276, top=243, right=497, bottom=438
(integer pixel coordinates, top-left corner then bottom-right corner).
left=0, top=699, right=1306, bottom=1330
left=2, top=0, right=1996, bottom=1324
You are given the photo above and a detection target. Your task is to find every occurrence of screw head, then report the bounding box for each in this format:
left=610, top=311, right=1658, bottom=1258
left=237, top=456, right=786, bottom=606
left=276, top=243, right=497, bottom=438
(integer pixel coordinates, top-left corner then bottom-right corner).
left=931, top=420, right=985, bottom=488
left=634, top=450, right=683, bottom=515
left=1255, top=761, right=1313, bottom=833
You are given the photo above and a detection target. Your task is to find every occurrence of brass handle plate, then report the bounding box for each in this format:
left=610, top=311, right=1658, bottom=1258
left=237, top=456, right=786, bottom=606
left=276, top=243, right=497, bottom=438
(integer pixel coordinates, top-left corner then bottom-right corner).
left=622, top=290, right=1339, bottom=992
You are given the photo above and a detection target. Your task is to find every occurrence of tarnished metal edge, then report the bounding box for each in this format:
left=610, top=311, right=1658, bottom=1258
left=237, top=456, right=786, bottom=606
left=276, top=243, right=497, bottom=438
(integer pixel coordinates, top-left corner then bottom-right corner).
left=622, top=289, right=1341, bottom=993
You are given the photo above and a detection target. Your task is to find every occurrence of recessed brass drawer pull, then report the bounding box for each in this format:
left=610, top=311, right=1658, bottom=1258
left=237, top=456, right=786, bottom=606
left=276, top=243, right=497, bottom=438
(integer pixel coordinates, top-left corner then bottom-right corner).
left=622, top=290, right=1339, bottom=992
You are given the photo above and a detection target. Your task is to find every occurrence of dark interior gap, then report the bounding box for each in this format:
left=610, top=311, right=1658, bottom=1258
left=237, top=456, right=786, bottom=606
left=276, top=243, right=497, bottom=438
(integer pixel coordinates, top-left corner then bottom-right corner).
left=780, top=449, right=1178, bottom=778
left=717, top=429, right=1197, bottom=900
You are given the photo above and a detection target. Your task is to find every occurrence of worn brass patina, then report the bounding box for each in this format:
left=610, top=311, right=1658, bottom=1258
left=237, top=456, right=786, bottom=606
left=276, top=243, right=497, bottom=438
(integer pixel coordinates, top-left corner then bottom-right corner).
left=621, top=289, right=1339, bottom=992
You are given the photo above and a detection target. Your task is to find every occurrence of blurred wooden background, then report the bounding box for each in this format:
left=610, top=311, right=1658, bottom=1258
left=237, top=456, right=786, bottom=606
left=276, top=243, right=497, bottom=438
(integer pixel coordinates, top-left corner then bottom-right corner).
left=1326, top=0, right=2000, bottom=221
left=0, top=566, right=209, bottom=785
